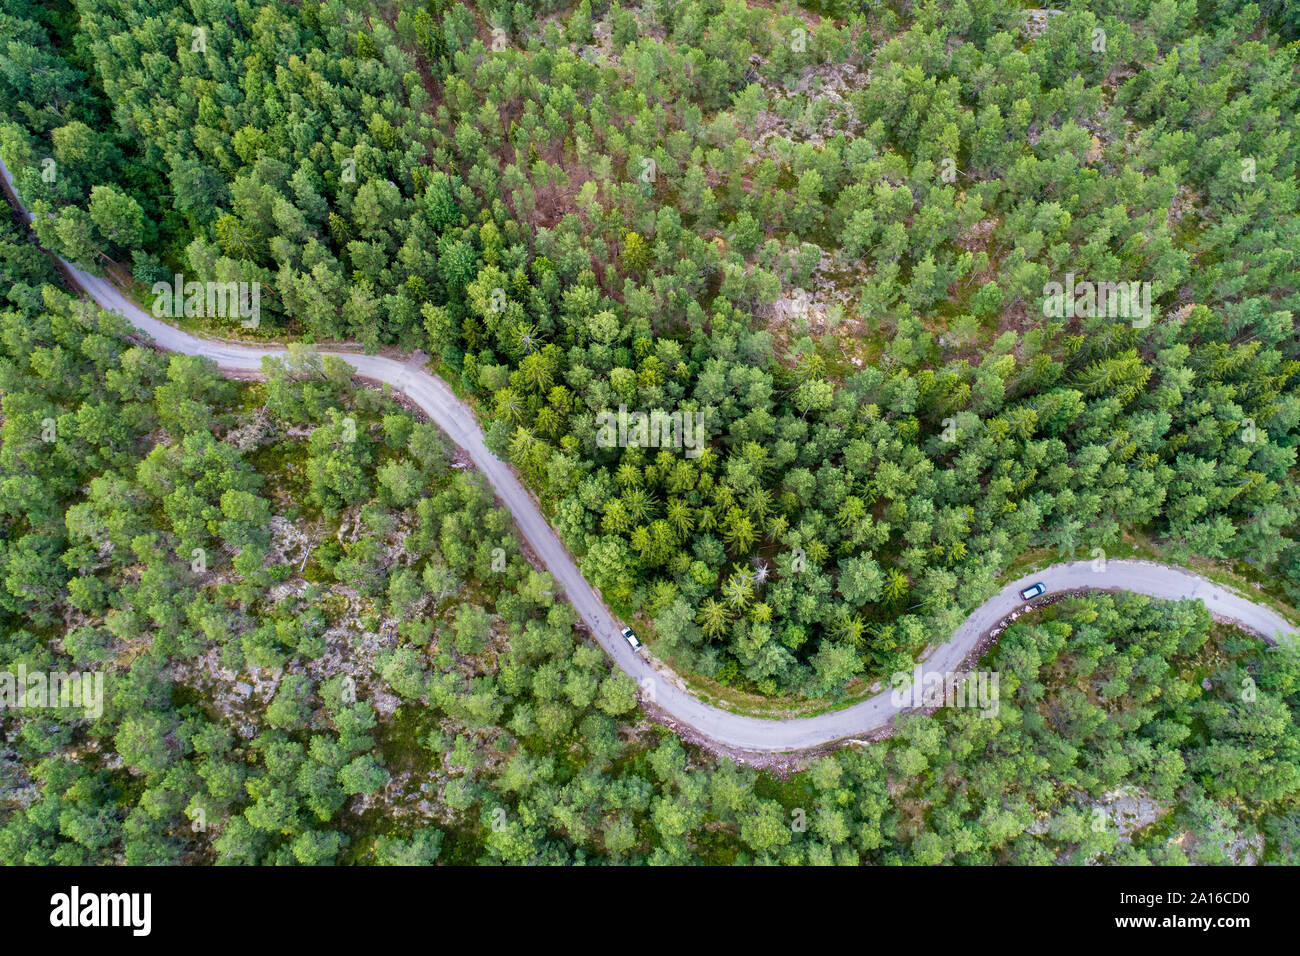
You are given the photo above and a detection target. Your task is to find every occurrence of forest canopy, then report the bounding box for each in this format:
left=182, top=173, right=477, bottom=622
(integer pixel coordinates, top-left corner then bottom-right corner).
left=1, top=0, right=1298, bottom=865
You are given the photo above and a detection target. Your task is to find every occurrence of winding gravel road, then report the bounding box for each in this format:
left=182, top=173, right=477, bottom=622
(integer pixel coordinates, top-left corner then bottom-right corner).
left=4, top=157, right=1296, bottom=753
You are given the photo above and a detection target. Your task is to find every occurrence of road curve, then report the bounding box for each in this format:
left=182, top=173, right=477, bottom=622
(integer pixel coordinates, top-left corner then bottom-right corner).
left=4, top=157, right=1296, bottom=753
